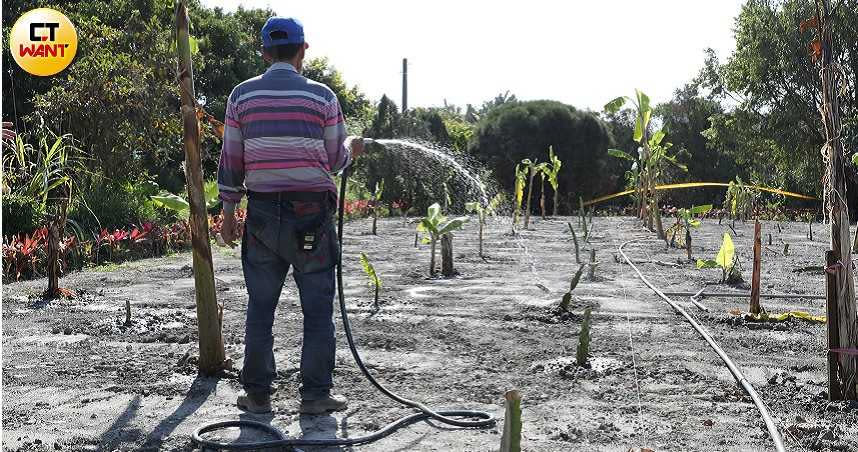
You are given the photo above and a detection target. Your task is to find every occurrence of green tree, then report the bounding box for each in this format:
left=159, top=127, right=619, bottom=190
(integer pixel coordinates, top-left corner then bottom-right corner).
left=697, top=0, right=858, bottom=196
left=654, top=83, right=740, bottom=206
left=469, top=100, right=617, bottom=214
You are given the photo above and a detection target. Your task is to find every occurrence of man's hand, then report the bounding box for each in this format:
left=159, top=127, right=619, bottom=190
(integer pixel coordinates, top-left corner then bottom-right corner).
left=349, top=136, right=365, bottom=159
left=220, top=210, right=238, bottom=246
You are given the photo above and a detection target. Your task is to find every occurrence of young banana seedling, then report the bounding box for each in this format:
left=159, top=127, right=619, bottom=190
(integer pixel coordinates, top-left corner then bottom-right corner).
left=359, top=252, right=382, bottom=310
left=417, top=203, right=469, bottom=276
left=666, top=204, right=712, bottom=260
left=697, top=232, right=743, bottom=283
left=466, top=193, right=504, bottom=258
left=512, top=163, right=528, bottom=230
left=370, top=180, right=384, bottom=235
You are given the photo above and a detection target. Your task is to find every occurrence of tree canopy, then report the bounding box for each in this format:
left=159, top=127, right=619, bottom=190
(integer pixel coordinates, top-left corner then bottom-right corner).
left=469, top=100, right=617, bottom=213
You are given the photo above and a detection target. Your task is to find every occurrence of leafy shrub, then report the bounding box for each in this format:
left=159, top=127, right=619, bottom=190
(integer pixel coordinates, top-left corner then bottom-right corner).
left=1, top=194, right=44, bottom=237
left=69, top=179, right=164, bottom=233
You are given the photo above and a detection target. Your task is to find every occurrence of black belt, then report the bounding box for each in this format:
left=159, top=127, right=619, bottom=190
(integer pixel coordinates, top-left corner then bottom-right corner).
left=247, top=190, right=331, bottom=202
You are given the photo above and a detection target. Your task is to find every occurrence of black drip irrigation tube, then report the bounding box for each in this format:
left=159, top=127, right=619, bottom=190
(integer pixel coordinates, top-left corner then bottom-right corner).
left=192, top=166, right=495, bottom=450
left=618, top=239, right=786, bottom=452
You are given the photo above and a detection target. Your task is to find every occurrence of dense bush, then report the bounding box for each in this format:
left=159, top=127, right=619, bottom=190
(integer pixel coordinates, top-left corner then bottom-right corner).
left=2, top=194, right=44, bottom=237
left=469, top=100, right=617, bottom=214
left=68, top=179, right=168, bottom=233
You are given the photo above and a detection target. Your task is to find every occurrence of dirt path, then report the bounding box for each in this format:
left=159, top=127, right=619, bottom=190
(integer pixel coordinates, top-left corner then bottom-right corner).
left=3, top=216, right=857, bottom=451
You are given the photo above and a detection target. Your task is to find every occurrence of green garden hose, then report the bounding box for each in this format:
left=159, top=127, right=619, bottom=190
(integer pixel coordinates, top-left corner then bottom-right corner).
left=192, top=165, right=496, bottom=450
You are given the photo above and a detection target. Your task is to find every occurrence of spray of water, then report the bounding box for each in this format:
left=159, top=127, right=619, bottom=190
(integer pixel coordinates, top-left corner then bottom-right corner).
left=365, top=138, right=491, bottom=206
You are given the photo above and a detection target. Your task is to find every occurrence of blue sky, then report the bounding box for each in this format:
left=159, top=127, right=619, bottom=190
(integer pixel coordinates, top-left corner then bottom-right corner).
left=202, top=0, right=744, bottom=111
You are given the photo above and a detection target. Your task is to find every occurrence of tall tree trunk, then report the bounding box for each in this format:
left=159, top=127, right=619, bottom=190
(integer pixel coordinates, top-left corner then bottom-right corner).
left=818, top=0, right=858, bottom=400
left=176, top=0, right=225, bottom=376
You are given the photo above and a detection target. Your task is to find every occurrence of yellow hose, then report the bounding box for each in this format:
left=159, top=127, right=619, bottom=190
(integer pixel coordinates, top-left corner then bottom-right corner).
left=583, top=182, right=817, bottom=207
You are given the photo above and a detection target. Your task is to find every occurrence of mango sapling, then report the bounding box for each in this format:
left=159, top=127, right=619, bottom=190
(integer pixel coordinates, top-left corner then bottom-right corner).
left=697, top=232, right=743, bottom=283
left=359, top=253, right=382, bottom=310
left=417, top=203, right=469, bottom=276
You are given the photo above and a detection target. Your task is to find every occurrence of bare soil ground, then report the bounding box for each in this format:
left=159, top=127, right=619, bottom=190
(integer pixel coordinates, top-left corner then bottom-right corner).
left=3, top=215, right=858, bottom=451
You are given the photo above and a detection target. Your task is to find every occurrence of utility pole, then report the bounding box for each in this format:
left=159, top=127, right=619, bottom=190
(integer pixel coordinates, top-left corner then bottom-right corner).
left=815, top=0, right=858, bottom=400
left=402, top=58, right=408, bottom=113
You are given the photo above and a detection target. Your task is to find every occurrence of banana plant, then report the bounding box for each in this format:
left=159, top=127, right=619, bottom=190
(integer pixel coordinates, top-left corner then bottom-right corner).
left=666, top=204, right=712, bottom=260
left=605, top=90, right=686, bottom=239
left=512, top=163, right=528, bottom=228
left=724, top=176, right=756, bottom=223
left=697, top=232, right=742, bottom=283
left=417, top=203, right=469, bottom=276
left=520, top=158, right=547, bottom=229
left=359, top=252, right=382, bottom=310
left=466, top=193, right=504, bottom=258
left=151, top=180, right=220, bottom=218
left=543, top=146, right=562, bottom=216
left=370, top=179, right=384, bottom=235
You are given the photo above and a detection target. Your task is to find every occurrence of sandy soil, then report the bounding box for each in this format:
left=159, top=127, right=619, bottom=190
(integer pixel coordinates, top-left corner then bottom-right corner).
left=3, top=215, right=858, bottom=451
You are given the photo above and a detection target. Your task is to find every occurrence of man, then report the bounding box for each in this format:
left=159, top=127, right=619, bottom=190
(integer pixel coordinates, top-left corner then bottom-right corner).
left=218, top=16, right=364, bottom=415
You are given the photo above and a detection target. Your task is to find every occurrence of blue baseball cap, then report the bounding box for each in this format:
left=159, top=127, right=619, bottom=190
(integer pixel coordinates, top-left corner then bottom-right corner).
left=261, top=17, right=304, bottom=47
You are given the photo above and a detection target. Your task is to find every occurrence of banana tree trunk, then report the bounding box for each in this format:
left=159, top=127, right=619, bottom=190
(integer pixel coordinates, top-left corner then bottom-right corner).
left=441, top=233, right=454, bottom=277
left=653, top=192, right=664, bottom=240
left=539, top=177, right=546, bottom=220
left=176, top=0, right=225, bottom=376
left=429, top=237, right=437, bottom=276
left=553, top=188, right=559, bottom=217
left=524, top=169, right=535, bottom=229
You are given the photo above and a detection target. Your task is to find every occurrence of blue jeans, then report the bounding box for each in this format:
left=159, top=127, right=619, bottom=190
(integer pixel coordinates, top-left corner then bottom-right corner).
left=240, top=196, right=339, bottom=401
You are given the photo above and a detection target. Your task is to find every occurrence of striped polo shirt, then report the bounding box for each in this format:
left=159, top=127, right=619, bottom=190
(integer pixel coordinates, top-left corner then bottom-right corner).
left=217, top=62, right=352, bottom=212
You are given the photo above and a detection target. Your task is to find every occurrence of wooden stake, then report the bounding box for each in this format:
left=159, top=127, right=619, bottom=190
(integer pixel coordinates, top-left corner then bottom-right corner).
left=826, top=250, right=843, bottom=400
left=750, top=221, right=762, bottom=315
left=500, top=390, right=522, bottom=452
left=176, top=0, right=225, bottom=375
left=817, top=0, right=858, bottom=399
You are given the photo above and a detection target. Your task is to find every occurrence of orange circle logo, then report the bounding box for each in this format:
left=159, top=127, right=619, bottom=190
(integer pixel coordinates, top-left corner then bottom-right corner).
left=10, top=8, right=78, bottom=76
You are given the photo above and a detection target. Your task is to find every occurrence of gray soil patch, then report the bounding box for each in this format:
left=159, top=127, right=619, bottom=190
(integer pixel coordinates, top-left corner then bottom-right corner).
left=3, top=216, right=857, bottom=451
